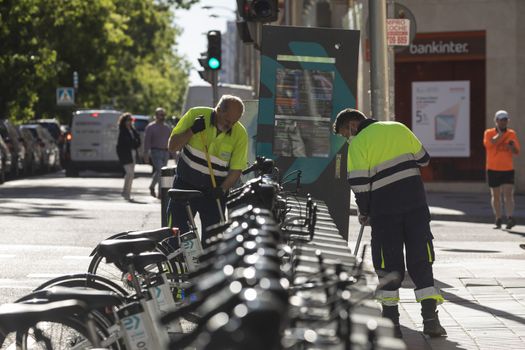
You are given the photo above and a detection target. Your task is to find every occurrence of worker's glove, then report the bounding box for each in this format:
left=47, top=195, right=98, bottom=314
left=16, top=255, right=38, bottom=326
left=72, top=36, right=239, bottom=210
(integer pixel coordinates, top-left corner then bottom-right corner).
left=358, top=214, right=370, bottom=226
left=211, top=186, right=225, bottom=200
left=191, top=116, right=206, bottom=134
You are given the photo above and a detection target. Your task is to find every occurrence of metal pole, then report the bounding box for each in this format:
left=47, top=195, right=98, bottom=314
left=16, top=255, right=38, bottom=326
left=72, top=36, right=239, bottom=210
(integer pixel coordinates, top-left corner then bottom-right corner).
left=369, top=0, right=389, bottom=121
left=212, top=70, right=218, bottom=106
left=199, top=133, right=226, bottom=223
left=353, top=224, right=365, bottom=256
left=285, top=0, right=291, bottom=25
left=160, top=165, right=176, bottom=227
left=387, top=0, right=395, bottom=121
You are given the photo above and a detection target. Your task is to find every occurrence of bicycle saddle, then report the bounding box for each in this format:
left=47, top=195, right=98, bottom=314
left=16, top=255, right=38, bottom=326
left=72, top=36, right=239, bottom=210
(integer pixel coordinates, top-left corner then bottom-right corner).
left=125, top=227, right=174, bottom=241
left=98, top=238, right=156, bottom=264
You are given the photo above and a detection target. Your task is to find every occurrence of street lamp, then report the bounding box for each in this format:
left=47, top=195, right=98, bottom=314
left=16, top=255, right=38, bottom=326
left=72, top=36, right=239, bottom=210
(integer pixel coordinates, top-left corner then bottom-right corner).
left=201, top=5, right=237, bottom=20
left=201, top=5, right=236, bottom=12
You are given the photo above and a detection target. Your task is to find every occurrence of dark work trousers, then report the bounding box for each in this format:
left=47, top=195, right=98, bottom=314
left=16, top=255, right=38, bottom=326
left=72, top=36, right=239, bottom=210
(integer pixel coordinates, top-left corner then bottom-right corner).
left=370, top=205, right=436, bottom=292
left=167, top=176, right=225, bottom=249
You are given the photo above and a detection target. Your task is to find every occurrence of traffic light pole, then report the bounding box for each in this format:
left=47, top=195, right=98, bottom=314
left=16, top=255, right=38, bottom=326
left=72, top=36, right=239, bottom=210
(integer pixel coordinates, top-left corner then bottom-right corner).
left=387, top=0, right=395, bottom=121
left=212, top=70, right=218, bottom=106
left=369, top=0, right=390, bottom=121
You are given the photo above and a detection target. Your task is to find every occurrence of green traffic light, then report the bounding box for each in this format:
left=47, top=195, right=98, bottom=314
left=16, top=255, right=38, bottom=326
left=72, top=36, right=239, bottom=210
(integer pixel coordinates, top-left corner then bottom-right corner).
left=208, top=57, right=220, bottom=70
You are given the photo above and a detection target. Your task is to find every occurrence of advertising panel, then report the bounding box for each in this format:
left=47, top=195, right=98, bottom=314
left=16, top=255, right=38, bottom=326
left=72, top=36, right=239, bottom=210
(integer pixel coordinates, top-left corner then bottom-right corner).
left=412, top=81, right=470, bottom=157
left=257, top=26, right=360, bottom=238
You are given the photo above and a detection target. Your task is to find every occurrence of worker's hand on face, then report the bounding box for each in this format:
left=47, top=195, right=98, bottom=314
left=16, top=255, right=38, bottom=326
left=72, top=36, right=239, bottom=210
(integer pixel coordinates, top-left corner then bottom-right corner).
left=358, top=214, right=370, bottom=226
left=211, top=186, right=225, bottom=200
left=191, top=116, right=206, bottom=134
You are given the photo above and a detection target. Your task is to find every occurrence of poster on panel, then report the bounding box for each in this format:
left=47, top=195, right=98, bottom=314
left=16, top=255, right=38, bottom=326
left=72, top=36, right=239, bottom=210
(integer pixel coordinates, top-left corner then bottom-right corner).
left=412, top=81, right=470, bottom=157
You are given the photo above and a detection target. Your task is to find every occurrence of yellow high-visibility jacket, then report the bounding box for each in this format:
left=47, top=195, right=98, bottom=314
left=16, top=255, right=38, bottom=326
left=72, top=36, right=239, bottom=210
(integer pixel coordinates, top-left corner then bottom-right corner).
left=171, top=107, right=248, bottom=189
left=347, top=120, right=430, bottom=217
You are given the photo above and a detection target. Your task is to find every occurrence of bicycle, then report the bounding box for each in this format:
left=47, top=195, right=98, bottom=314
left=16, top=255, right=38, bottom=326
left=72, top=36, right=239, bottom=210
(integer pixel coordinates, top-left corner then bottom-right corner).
left=15, top=238, right=177, bottom=349
left=0, top=296, right=117, bottom=350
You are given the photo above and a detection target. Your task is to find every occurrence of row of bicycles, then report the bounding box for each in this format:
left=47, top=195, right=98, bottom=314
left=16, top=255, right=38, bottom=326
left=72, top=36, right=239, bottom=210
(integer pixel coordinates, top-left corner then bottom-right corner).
left=0, top=157, right=405, bottom=350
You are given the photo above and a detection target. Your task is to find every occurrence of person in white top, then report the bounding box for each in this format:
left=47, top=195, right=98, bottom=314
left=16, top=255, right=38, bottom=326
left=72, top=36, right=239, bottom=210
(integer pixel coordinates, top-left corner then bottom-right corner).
left=144, top=107, right=172, bottom=198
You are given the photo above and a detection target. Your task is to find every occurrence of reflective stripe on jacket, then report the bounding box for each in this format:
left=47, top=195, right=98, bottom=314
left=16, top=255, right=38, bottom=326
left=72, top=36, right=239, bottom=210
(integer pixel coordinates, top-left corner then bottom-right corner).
left=347, top=120, right=430, bottom=216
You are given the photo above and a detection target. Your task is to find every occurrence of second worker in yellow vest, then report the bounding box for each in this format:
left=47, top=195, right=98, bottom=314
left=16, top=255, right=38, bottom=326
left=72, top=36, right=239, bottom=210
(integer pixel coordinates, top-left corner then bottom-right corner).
left=333, top=108, right=446, bottom=339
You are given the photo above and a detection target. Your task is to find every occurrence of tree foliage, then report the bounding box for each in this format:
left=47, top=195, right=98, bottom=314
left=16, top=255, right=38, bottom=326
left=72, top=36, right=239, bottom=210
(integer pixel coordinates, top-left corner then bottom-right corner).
left=0, top=0, right=195, bottom=123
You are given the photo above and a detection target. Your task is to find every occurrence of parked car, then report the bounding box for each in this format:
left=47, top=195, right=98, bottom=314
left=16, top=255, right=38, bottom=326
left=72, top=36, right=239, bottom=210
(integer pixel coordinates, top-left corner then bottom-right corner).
left=0, top=135, right=11, bottom=183
left=28, top=118, right=65, bottom=166
left=132, top=114, right=151, bottom=164
left=18, top=126, right=44, bottom=175
left=19, top=124, right=60, bottom=172
left=0, top=119, right=26, bottom=178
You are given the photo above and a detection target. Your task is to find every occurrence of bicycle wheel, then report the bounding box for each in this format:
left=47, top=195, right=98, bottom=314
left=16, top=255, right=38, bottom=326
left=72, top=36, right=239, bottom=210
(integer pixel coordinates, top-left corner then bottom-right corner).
left=4, top=317, right=96, bottom=350
left=15, top=292, right=123, bottom=350
left=88, top=240, right=183, bottom=292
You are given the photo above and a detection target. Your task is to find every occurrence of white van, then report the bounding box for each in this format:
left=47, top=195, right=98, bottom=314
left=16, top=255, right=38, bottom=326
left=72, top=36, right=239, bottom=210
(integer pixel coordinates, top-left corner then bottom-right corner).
left=182, top=83, right=254, bottom=112
left=65, top=109, right=122, bottom=176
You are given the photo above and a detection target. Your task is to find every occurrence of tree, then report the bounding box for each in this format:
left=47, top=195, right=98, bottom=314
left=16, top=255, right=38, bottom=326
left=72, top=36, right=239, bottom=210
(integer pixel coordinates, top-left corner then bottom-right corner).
left=0, top=0, right=195, bottom=123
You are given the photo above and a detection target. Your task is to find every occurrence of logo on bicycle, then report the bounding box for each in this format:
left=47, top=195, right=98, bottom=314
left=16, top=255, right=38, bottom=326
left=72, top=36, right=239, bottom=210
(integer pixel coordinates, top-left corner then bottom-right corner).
left=182, top=240, right=194, bottom=250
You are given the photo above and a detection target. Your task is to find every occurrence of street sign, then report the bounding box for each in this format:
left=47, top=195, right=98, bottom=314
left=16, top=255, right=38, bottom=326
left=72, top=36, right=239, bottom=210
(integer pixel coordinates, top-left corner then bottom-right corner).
left=56, top=87, right=75, bottom=106
left=387, top=18, right=410, bottom=46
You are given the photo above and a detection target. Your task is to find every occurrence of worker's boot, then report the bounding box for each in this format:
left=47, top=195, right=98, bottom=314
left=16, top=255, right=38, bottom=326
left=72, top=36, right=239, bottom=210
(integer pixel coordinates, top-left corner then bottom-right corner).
left=382, top=305, right=403, bottom=338
left=421, top=299, right=447, bottom=337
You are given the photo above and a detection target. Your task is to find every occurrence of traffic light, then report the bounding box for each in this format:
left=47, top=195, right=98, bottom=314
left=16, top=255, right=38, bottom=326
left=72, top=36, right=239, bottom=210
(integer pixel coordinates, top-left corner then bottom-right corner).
left=206, top=30, right=221, bottom=71
left=197, top=53, right=213, bottom=83
left=236, top=21, right=253, bottom=43
left=237, top=0, right=278, bottom=22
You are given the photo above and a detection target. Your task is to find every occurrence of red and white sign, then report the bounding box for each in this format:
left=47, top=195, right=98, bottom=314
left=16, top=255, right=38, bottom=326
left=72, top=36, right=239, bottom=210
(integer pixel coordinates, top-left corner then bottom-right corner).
left=387, top=19, right=410, bottom=46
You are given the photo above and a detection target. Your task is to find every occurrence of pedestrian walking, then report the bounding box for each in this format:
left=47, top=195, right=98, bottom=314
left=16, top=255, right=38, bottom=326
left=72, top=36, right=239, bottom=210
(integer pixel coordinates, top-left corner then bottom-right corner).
left=167, top=95, right=248, bottom=248
left=116, top=112, right=141, bottom=201
left=333, top=108, right=446, bottom=338
left=483, top=110, right=520, bottom=229
left=144, top=107, right=172, bottom=198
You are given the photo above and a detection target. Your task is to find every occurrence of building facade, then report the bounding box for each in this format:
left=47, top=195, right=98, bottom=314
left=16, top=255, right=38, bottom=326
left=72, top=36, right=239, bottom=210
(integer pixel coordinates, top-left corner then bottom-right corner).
left=233, top=0, right=525, bottom=192
left=350, top=0, right=525, bottom=192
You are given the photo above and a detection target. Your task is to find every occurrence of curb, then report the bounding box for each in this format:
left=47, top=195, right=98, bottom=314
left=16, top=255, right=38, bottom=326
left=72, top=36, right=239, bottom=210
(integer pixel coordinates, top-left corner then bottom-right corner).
left=349, top=208, right=525, bottom=225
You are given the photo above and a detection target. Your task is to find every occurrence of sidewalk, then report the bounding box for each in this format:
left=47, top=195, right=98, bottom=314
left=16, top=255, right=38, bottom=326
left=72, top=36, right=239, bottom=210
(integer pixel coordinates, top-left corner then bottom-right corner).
left=351, top=192, right=525, bottom=224
left=349, top=192, right=525, bottom=349
left=426, top=192, right=525, bottom=224
left=399, top=258, right=525, bottom=350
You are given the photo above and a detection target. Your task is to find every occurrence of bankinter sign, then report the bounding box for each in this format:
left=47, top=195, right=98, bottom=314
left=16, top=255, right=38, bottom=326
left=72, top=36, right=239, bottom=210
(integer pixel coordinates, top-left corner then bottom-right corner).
left=409, top=40, right=469, bottom=55
left=397, top=31, right=485, bottom=62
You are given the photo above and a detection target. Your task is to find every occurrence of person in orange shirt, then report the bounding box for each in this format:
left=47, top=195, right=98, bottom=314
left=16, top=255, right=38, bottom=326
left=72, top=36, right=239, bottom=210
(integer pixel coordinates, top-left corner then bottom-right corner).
left=483, top=110, right=520, bottom=229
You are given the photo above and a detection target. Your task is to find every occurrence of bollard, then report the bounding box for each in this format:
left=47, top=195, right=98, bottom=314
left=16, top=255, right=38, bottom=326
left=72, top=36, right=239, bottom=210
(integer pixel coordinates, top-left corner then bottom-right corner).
left=161, top=165, right=176, bottom=227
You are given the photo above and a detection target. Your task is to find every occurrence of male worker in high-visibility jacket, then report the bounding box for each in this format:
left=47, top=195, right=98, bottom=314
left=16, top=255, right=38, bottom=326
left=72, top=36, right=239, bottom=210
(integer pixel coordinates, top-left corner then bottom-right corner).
left=333, top=108, right=446, bottom=338
left=167, top=95, right=248, bottom=247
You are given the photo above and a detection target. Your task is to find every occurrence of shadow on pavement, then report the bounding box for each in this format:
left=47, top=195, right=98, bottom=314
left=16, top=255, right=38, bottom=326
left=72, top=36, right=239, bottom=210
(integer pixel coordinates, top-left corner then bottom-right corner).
left=400, top=325, right=467, bottom=350
left=440, top=248, right=500, bottom=253
left=504, top=228, right=525, bottom=238
left=0, top=185, right=127, bottom=201
left=401, top=276, right=525, bottom=324
left=439, top=284, right=525, bottom=326
left=128, top=199, right=149, bottom=204
left=0, top=203, right=92, bottom=219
